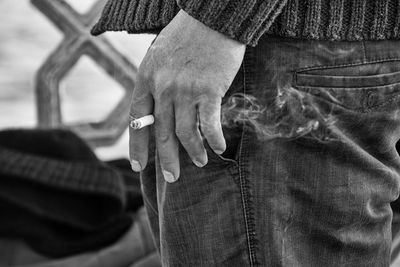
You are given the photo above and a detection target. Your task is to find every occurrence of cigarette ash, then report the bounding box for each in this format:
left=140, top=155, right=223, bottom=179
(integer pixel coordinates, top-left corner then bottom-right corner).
left=221, top=85, right=337, bottom=142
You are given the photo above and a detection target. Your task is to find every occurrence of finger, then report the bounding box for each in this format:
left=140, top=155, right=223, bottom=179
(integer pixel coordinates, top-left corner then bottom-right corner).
left=154, top=98, right=180, bottom=183
left=198, top=96, right=226, bottom=154
left=175, top=100, right=207, bottom=168
left=129, top=252, right=161, bottom=267
left=129, top=79, right=154, bottom=172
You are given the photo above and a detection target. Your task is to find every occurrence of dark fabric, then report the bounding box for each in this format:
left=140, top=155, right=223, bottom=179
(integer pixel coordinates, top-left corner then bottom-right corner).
left=107, top=158, right=144, bottom=212
left=92, top=0, right=400, bottom=46
left=0, top=200, right=132, bottom=258
left=0, top=130, right=126, bottom=201
left=0, top=207, right=159, bottom=267
left=0, top=129, right=133, bottom=258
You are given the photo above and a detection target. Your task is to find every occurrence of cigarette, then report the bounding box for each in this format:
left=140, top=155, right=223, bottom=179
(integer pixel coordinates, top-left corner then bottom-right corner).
left=130, top=115, right=155, bottom=130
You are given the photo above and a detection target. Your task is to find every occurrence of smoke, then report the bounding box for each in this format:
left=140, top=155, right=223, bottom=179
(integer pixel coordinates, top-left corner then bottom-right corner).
left=221, top=84, right=337, bottom=142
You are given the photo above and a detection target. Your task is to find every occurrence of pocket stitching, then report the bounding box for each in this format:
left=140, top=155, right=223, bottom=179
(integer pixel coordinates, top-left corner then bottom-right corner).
left=294, top=60, right=400, bottom=113
left=293, top=85, right=400, bottom=113
left=296, top=73, right=400, bottom=88
left=296, top=58, right=400, bottom=73
left=295, top=82, right=400, bottom=90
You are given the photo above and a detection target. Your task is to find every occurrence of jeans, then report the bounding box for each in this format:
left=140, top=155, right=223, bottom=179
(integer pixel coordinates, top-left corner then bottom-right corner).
left=141, top=36, right=400, bottom=266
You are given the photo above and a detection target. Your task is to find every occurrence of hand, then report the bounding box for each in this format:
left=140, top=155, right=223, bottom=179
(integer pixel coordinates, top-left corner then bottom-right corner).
left=129, top=10, right=246, bottom=183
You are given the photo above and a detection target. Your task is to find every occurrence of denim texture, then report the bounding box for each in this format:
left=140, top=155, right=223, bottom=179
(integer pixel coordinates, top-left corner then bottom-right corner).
left=141, top=36, right=400, bottom=266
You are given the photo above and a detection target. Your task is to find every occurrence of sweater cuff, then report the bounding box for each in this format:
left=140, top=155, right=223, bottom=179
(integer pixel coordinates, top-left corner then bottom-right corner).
left=91, top=0, right=180, bottom=36
left=177, top=0, right=288, bottom=46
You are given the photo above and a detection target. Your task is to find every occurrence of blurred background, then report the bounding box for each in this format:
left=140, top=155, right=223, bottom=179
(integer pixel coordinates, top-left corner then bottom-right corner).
left=0, top=2, right=162, bottom=266
left=0, top=0, right=156, bottom=160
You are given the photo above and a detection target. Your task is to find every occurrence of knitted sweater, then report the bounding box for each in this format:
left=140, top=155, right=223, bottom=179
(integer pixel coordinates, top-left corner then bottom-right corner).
left=92, top=0, right=400, bottom=46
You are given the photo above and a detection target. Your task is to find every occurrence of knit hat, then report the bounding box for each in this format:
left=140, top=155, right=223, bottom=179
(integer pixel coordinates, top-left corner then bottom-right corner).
left=0, top=129, right=132, bottom=258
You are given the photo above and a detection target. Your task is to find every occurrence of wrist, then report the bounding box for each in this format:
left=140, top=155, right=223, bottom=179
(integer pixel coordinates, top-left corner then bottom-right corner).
left=166, top=10, right=246, bottom=50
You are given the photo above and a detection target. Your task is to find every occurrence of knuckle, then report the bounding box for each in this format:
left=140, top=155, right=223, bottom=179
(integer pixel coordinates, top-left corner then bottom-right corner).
left=157, top=89, right=174, bottom=101
left=153, top=84, right=172, bottom=102
left=155, top=129, right=171, bottom=143
left=153, top=110, right=163, bottom=120
left=175, top=129, right=194, bottom=143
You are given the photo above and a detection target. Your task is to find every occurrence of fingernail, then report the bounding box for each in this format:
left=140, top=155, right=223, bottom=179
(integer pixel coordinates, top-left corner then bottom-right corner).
left=162, top=170, right=177, bottom=183
left=193, top=159, right=205, bottom=168
left=215, top=149, right=225, bottom=155
left=131, top=160, right=142, bottom=172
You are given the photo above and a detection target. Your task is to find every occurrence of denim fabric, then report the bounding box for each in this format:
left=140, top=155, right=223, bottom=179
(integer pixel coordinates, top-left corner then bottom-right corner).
left=141, top=36, right=400, bottom=266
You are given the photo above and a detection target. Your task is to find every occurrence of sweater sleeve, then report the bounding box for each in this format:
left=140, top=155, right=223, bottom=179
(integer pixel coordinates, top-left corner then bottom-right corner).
left=176, top=0, right=288, bottom=46
left=91, top=0, right=288, bottom=46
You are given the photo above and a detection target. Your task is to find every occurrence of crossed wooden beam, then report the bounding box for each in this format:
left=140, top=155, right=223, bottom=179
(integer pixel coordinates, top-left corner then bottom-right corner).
left=31, top=0, right=138, bottom=146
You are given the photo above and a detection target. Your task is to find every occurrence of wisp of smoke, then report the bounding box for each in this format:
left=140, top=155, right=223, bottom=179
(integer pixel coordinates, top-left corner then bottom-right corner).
left=221, top=85, right=337, bottom=142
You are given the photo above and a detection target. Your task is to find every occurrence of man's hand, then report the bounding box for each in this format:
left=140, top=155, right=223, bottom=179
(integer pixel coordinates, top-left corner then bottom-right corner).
left=129, top=10, right=246, bottom=183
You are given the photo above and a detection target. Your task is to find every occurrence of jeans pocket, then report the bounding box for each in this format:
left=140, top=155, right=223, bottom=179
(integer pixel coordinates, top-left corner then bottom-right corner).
left=294, top=61, right=400, bottom=113
left=205, top=125, right=243, bottom=165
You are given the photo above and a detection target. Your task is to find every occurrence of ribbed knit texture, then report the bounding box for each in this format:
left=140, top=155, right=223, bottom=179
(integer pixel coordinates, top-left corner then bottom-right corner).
left=92, top=0, right=400, bottom=46
left=176, top=0, right=288, bottom=46
left=92, top=0, right=180, bottom=35
left=0, top=129, right=126, bottom=205
left=0, top=148, right=125, bottom=202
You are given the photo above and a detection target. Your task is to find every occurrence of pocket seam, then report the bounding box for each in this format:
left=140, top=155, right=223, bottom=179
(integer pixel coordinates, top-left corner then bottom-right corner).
left=295, top=82, right=400, bottom=90
left=293, top=85, right=400, bottom=113
left=293, top=59, right=400, bottom=113
left=296, top=58, right=400, bottom=73
left=296, top=72, right=400, bottom=88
